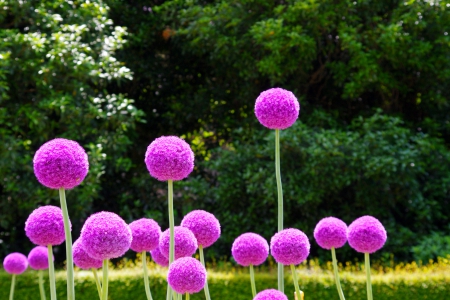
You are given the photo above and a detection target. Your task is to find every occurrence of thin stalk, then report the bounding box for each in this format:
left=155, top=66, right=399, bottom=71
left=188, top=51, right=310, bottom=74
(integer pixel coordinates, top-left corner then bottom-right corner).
left=59, top=188, right=75, bottom=300
left=249, top=264, right=257, bottom=298
left=142, top=251, right=153, bottom=300
left=102, top=260, right=109, bottom=300
left=186, top=293, right=189, bottom=300
left=275, top=129, right=284, bottom=292
left=39, top=270, right=46, bottom=300
left=198, top=245, right=211, bottom=300
left=92, top=268, right=102, bottom=300
left=9, top=274, right=15, bottom=300
left=177, top=294, right=182, bottom=300
left=290, top=264, right=304, bottom=300
left=331, top=248, right=345, bottom=300
left=365, top=253, right=373, bottom=300
left=167, top=179, right=175, bottom=300
left=47, top=245, right=57, bottom=300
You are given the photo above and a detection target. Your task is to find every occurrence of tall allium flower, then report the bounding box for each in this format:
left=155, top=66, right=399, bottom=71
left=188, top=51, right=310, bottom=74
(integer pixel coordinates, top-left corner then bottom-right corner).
left=253, top=289, right=288, bottom=300
left=314, top=217, right=347, bottom=300
left=28, top=246, right=51, bottom=300
left=159, top=226, right=198, bottom=260
left=151, top=247, right=169, bottom=267
left=3, top=252, right=28, bottom=300
left=348, top=216, right=387, bottom=300
left=33, top=138, right=89, bottom=300
left=167, top=257, right=206, bottom=295
left=232, top=233, right=269, bottom=298
left=254, top=88, right=300, bottom=293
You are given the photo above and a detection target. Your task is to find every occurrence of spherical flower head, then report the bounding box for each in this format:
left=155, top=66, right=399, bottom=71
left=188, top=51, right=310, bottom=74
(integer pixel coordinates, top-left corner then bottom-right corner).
left=33, top=138, right=89, bottom=189
left=167, top=257, right=206, bottom=294
left=270, top=228, right=310, bottom=266
left=28, top=246, right=51, bottom=270
left=150, top=247, right=169, bottom=267
left=25, top=205, right=69, bottom=246
left=314, top=217, right=348, bottom=250
left=145, top=136, right=194, bottom=181
left=254, top=88, right=300, bottom=130
left=181, top=210, right=221, bottom=248
left=347, top=216, right=387, bottom=254
left=231, top=233, right=269, bottom=267
left=80, top=211, right=132, bottom=260
left=159, top=226, right=198, bottom=260
left=72, top=238, right=103, bottom=269
left=3, top=253, right=28, bottom=275
left=129, top=218, right=161, bottom=252
left=254, top=289, right=288, bottom=300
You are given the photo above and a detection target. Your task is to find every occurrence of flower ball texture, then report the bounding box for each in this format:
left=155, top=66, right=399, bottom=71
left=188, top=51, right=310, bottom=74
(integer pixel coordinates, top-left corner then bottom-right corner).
left=3, top=253, right=28, bottom=275
left=167, top=257, right=206, bottom=294
left=145, top=136, right=194, bottom=181
left=72, top=238, right=103, bottom=270
left=254, top=289, right=288, bottom=300
left=129, top=218, right=161, bottom=252
left=231, top=233, right=269, bottom=267
left=159, top=226, right=198, bottom=260
left=347, top=216, right=387, bottom=254
left=150, top=247, right=169, bottom=267
left=25, top=205, right=69, bottom=246
left=314, top=217, right=348, bottom=250
left=181, top=210, right=221, bottom=248
left=270, top=228, right=310, bottom=266
left=33, top=138, right=89, bottom=189
left=80, top=211, right=132, bottom=260
left=28, top=246, right=51, bottom=270
left=254, top=88, right=300, bottom=130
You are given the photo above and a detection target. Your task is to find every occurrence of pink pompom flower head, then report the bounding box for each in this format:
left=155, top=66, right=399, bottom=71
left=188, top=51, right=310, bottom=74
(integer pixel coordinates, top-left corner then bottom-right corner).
left=314, top=217, right=348, bottom=250
left=159, top=226, right=198, bottom=260
left=145, top=136, right=194, bottom=181
left=181, top=210, right=221, bottom=248
left=167, top=257, right=206, bottom=294
left=347, top=216, right=387, bottom=254
left=28, top=246, right=51, bottom=270
left=254, top=88, right=300, bottom=130
left=129, top=218, right=161, bottom=252
left=33, top=138, right=89, bottom=189
left=73, top=238, right=103, bottom=269
left=25, top=205, right=68, bottom=246
left=150, top=247, right=169, bottom=267
left=254, top=289, right=288, bottom=300
left=3, top=253, right=28, bottom=275
left=232, top=233, right=269, bottom=266
left=270, top=228, right=310, bottom=266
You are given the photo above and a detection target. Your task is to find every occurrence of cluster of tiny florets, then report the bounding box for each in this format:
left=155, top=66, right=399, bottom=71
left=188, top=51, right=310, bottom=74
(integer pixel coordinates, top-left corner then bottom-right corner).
left=181, top=210, right=221, bottom=248
left=232, top=233, right=269, bottom=266
left=159, top=226, right=198, bottom=260
left=129, top=218, right=161, bottom=252
left=25, top=205, right=68, bottom=246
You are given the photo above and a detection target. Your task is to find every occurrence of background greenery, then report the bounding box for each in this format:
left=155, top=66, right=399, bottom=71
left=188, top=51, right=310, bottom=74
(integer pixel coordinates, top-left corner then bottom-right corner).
left=1, top=0, right=450, bottom=264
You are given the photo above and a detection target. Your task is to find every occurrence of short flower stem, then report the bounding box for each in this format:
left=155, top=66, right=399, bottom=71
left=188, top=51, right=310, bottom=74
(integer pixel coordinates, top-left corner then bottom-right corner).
left=290, top=264, right=303, bottom=300
left=9, top=274, right=15, bottom=300
left=275, top=129, right=284, bottom=292
left=198, top=245, right=211, bottom=300
left=39, top=270, right=46, bottom=300
left=249, top=264, right=257, bottom=298
left=331, top=248, right=345, bottom=300
left=92, top=268, right=102, bottom=300
left=59, top=188, right=75, bottom=300
left=142, top=251, right=153, bottom=300
left=365, top=253, right=373, bottom=300
left=102, top=260, right=109, bottom=300
left=167, top=179, right=175, bottom=300
left=186, top=293, right=189, bottom=300
left=47, top=245, right=57, bottom=300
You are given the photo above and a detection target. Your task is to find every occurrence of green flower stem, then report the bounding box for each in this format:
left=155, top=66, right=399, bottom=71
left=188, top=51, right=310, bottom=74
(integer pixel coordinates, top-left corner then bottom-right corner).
left=39, top=270, right=46, bottom=300
left=92, top=268, right=102, bottom=300
left=290, top=264, right=303, bottom=300
left=59, top=188, right=75, bottom=300
left=331, top=248, right=345, bottom=300
left=186, top=293, right=189, bottom=300
left=47, top=245, right=57, bottom=300
left=275, top=129, right=284, bottom=292
left=249, top=264, right=257, bottom=298
left=142, top=251, right=153, bottom=300
left=167, top=179, right=175, bottom=300
left=365, top=253, right=373, bottom=300
left=198, top=245, right=211, bottom=300
left=9, top=274, right=15, bottom=300
left=177, top=293, right=182, bottom=300
left=102, top=260, right=109, bottom=300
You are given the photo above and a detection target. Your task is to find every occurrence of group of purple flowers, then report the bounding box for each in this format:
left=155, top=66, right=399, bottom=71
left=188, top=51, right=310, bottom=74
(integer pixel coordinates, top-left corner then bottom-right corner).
left=2, top=88, right=388, bottom=300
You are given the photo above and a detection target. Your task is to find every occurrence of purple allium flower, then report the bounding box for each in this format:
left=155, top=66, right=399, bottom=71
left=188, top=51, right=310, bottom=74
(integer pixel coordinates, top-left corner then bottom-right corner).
left=181, top=210, right=221, bottom=248
left=144, top=136, right=194, bottom=181
left=270, top=228, right=310, bottom=266
left=159, top=226, right=198, bottom=260
left=254, top=88, right=300, bottom=130
left=129, top=218, right=161, bottom=252
left=150, top=247, right=169, bottom=267
left=314, top=217, right=348, bottom=250
left=3, top=253, right=28, bottom=275
left=253, top=289, right=288, bottom=300
left=28, top=246, right=51, bottom=270
left=33, top=138, right=89, bottom=189
left=167, top=257, right=206, bottom=294
left=347, top=216, right=387, bottom=254
left=231, top=233, right=269, bottom=267
left=73, top=238, right=103, bottom=270
left=80, top=211, right=132, bottom=261
left=25, top=205, right=68, bottom=246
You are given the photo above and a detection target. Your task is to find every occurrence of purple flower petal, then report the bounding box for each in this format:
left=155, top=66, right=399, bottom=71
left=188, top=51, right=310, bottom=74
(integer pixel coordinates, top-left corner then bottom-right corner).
left=159, top=226, right=198, bottom=260
left=129, top=218, right=161, bottom=252
left=167, top=257, right=206, bottom=294
left=231, top=233, right=269, bottom=266
left=25, top=205, right=68, bottom=246
left=314, top=217, right=347, bottom=250
left=270, top=228, right=310, bottom=266
left=254, top=289, right=288, bottom=300
left=181, top=210, right=221, bottom=248
left=3, top=253, right=28, bottom=275
left=28, top=246, right=51, bottom=270
left=73, top=238, right=103, bottom=269
left=150, top=247, right=169, bottom=267
left=348, top=215, right=387, bottom=253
